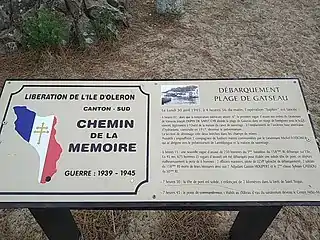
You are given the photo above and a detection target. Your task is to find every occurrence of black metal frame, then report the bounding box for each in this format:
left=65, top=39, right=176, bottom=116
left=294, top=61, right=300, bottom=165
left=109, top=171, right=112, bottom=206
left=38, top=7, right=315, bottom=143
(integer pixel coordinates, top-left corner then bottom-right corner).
left=0, top=77, right=319, bottom=208
left=26, top=206, right=283, bottom=240
left=229, top=206, right=282, bottom=240
left=29, top=208, right=81, bottom=240
left=0, top=200, right=319, bottom=209
left=0, top=78, right=319, bottom=240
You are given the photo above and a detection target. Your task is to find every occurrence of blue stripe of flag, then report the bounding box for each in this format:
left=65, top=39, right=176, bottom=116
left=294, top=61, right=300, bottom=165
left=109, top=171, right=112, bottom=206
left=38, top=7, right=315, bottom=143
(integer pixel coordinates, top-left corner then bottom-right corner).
left=13, top=106, right=36, bottom=142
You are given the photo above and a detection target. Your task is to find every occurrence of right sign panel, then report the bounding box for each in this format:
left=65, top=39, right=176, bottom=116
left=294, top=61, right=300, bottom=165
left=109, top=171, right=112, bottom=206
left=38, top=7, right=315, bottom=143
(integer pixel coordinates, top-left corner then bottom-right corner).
left=158, top=79, right=320, bottom=201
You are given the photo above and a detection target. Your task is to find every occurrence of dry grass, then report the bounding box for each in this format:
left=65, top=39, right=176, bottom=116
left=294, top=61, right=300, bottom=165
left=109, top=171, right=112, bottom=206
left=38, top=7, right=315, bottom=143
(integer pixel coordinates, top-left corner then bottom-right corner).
left=263, top=206, right=320, bottom=240
left=151, top=211, right=231, bottom=240
left=0, top=209, right=132, bottom=240
left=0, top=209, right=46, bottom=240
left=0, top=0, right=319, bottom=239
left=0, top=210, right=234, bottom=240
left=72, top=210, right=132, bottom=240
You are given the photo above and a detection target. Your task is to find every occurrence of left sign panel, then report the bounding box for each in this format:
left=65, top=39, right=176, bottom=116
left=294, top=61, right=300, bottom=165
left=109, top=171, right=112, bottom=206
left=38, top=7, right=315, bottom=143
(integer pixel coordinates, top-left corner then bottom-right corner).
left=0, top=82, right=150, bottom=195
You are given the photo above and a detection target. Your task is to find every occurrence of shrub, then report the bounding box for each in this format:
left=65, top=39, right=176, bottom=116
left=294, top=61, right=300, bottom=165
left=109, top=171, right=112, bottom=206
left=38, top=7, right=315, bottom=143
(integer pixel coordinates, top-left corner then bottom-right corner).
left=90, top=9, right=120, bottom=42
left=22, top=8, right=69, bottom=49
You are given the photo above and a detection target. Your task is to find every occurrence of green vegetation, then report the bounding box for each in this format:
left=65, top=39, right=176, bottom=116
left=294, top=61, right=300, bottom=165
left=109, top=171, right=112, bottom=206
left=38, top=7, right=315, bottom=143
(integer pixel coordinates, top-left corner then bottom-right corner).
left=21, top=7, right=121, bottom=50
left=22, top=8, right=69, bottom=49
left=90, top=9, right=120, bottom=42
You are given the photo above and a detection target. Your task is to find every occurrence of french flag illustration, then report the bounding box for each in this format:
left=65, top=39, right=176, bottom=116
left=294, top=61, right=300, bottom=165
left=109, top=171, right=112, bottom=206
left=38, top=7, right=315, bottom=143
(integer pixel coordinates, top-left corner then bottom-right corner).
left=13, top=106, right=62, bottom=184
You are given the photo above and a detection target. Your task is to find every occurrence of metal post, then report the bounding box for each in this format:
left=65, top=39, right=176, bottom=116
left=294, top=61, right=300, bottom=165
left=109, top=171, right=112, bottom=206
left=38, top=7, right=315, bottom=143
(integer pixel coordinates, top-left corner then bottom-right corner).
left=229, top=206, right=282, bottom=240
left=29, top=208, right=81, bottom=240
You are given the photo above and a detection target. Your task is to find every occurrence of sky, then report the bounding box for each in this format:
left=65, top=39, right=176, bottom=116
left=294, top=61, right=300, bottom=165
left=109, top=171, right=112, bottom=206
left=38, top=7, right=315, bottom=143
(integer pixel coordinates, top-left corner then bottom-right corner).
left=161, top=85, right=190, bottom=93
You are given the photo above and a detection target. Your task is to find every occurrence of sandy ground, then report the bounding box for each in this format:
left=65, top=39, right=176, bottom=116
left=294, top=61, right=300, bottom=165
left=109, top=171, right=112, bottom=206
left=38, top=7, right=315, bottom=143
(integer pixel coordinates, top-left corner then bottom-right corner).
left=0, top=0, right=320, bottom=239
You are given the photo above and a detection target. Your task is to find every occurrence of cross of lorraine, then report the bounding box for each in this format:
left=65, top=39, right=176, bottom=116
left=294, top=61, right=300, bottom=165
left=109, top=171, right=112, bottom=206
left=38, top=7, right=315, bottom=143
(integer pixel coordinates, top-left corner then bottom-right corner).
left=34, top=122, right=49, bottom=144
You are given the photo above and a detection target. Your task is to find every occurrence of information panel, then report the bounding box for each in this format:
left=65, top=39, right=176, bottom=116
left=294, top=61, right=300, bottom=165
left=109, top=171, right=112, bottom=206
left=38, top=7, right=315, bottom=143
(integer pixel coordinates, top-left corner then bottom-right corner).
left=0, top=79, right=319, bottom=203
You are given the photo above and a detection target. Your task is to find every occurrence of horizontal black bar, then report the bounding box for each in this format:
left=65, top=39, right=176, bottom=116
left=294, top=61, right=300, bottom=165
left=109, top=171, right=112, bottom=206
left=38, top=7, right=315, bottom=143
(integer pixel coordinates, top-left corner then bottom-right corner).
left=0, top=201, right=319, bottom=209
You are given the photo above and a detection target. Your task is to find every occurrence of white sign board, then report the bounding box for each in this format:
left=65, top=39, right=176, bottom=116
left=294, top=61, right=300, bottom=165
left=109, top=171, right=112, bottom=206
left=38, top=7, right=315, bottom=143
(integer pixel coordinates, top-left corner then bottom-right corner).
left=0, top=79, right=319, bottom=203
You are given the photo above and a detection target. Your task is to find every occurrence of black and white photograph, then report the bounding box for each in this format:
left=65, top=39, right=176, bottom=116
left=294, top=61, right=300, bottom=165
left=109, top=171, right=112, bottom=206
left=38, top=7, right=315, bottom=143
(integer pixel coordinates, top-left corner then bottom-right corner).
left=161, top=85, right=200, bottom=105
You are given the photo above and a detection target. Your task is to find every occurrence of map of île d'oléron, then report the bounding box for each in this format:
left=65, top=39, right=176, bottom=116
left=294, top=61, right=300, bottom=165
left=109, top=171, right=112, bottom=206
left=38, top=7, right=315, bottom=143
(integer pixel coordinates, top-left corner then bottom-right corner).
left=13, top=106, right=62, bottom=184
